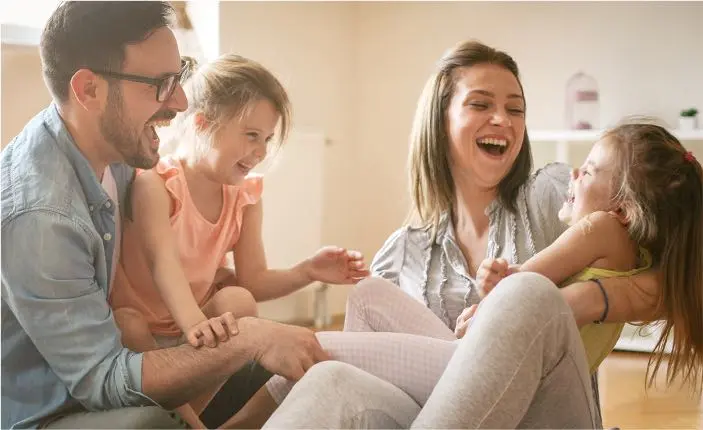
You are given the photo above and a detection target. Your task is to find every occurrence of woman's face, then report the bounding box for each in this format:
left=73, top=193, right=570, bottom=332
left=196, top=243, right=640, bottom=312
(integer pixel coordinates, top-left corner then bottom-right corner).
left=445, top=63, right=526, bottom=192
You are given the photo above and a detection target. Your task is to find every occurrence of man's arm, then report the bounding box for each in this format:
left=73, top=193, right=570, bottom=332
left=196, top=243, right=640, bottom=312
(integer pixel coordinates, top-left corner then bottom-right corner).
left=141, top=316, right=329, bottom=409
left=2, top=211, right=328, bottom=410
left=561, top=270, right=661, bottom=328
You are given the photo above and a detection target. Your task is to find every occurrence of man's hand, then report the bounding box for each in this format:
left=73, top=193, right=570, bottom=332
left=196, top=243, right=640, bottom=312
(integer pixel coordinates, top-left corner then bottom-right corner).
left=238, top=317, right=330, bottom=381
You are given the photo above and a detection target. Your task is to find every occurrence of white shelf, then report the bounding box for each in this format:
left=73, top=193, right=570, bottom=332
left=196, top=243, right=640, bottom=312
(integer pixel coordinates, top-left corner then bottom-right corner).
left=530, top=129, right=703, bottom=142
left=529, top=129, right=703, bottom=163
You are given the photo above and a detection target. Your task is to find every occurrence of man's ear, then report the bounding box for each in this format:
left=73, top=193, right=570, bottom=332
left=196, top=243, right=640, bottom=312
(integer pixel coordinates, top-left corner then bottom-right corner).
left=69, top=69, right=106, bottom=111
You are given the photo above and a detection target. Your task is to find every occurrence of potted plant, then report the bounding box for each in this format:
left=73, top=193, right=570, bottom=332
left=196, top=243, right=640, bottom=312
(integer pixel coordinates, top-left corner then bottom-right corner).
left=679, top=108, right=698, bottom=130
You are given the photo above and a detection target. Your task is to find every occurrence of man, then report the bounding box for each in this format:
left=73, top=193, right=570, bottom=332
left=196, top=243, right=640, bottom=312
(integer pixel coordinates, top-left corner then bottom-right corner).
left=1, top=2, right=327, bottom=429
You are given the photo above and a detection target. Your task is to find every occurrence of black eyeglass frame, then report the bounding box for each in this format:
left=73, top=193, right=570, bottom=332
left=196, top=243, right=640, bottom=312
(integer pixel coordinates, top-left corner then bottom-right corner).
left=91, top=59, right=190, bottom=102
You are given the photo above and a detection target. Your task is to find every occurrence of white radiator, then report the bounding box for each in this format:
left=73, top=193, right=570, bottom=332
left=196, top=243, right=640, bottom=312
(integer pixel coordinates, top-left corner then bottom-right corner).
left=253, top=131, right=327, bottom=323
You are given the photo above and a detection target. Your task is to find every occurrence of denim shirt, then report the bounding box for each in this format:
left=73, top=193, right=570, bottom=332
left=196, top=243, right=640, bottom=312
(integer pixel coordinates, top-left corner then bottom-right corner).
left=1, top=104, right=155, bottom=429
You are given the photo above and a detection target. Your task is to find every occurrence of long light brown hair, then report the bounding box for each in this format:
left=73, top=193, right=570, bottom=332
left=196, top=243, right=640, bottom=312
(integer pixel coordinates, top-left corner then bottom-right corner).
left=606, top=122, right=703, bottom=391
left=407, top=40, right=532, bottom=234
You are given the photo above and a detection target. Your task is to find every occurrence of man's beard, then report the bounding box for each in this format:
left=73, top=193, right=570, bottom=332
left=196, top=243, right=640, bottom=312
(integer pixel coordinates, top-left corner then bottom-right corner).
left=99, top=86, right=159, bottom=170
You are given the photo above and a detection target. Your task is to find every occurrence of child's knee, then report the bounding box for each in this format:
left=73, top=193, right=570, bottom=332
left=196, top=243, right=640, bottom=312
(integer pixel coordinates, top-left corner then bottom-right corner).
left=112, top=307, right=157, bottom=351
left=212, top=286, right=258, bottom=317
left=113, top=307, right=147, bottom=329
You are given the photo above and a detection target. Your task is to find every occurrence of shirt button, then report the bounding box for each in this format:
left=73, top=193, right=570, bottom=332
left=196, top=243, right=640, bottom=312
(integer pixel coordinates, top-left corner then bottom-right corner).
left=105, top=201, right=112, bottom=209
left=103, top=233, right=112, bottom=241
left=89, top=205, right=94, bottom=212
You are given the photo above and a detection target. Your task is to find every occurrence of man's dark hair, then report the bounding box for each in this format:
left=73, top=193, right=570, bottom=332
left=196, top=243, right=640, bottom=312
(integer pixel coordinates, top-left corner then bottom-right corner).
left=40, top=1, right=175, bottom=102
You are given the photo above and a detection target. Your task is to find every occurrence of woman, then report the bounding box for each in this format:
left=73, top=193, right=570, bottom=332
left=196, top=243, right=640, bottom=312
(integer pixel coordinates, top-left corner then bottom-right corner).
left=260, top=40, right=665, bottom=429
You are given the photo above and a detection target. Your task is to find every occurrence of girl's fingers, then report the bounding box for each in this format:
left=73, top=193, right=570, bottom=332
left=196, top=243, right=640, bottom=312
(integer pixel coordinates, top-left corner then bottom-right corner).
left=210, top=319, right=228, bottom=341
left=223, top=313, right=239, bottom=335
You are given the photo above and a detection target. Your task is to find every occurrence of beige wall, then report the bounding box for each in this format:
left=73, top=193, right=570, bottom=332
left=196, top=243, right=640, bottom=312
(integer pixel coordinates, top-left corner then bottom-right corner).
left=218, top=2, right=360, bottom=316
left=216, top=2, right=702, bottom=318
left=2, top=45, right=51, bottom=147
left=352, top=1, right=703, bottom=259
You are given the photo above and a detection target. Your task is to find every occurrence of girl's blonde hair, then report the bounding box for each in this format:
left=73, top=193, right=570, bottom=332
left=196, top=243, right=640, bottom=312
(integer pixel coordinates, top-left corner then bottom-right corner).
left=407, top=40, right=532, bottom=235
left=606, top=121, right=703, bottom=391
left=160, top=54, right=291, bottom=157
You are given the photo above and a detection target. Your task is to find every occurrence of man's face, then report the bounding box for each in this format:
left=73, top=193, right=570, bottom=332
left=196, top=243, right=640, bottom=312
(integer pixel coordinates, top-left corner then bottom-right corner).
left=99, top=26, right=187, bottom=169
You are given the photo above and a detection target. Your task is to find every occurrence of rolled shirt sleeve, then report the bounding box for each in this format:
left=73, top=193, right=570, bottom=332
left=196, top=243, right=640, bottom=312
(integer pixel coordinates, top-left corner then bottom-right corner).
left=1, top=210, right=156, bottom=410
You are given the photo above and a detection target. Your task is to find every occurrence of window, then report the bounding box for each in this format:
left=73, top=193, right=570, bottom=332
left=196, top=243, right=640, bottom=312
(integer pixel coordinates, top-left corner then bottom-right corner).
left=1, top=0, right=59, bottom=45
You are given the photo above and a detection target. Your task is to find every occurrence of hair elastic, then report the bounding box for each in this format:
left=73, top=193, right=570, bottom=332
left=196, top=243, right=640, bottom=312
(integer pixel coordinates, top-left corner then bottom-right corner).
left=591, top=278, right=608, bottom=324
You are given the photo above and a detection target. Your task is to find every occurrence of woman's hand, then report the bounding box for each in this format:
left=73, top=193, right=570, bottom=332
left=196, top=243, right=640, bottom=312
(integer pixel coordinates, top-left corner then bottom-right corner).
left=303, top=246, right=370, bottom=285
left=185, top=312, right=239, bottom=348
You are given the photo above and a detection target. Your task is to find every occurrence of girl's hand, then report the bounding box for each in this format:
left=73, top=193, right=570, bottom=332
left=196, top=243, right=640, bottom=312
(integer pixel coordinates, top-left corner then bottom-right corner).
left=304, top=246, right=370, bottom=285
left=185, top=312, right=239, bottom=348
left=476, top=258, right=519, bottom=299
left=454, top=304, right=479, bottom=339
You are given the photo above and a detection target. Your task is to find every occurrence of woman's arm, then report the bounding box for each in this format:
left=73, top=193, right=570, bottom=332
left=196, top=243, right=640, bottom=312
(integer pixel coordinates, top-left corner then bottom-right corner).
left=233, top=200, right=313, bottom=301
left=130, top=172, right=208, bottom=333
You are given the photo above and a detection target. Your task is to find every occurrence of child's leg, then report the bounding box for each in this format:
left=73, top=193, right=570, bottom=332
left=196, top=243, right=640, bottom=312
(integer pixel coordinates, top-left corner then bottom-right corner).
left=113, top=307, right=160, bottom=352
left=113, top=308, right=206, bottom=429
left=222, top=331, right=457, bottom=429
left=185, top=286, right=259, bottom=421
left=220, top=386, right=276, bottom=429
left=202, top=285, right=258, bottom=319
left=345, top=277, right=456, bottom=340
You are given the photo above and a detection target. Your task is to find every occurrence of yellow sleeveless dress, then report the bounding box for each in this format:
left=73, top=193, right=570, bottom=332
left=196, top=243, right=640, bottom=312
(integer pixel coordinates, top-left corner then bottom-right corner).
left=566, top=247, right=652, bottom=374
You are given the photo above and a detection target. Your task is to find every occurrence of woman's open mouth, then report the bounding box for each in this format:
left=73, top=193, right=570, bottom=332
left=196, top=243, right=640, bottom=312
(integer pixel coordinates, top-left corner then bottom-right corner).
left=476, top=137, right=508, bottom=156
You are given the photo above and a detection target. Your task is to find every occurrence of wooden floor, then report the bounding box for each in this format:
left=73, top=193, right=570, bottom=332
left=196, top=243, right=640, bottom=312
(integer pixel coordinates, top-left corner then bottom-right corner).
left=600, top=351, right=702, bottom=429
left=310, top=317, right=702, bottom=429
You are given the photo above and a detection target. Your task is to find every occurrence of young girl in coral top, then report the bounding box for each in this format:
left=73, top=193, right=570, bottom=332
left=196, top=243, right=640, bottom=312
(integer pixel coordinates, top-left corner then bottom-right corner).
left=109, top=54, right=368, bottom=428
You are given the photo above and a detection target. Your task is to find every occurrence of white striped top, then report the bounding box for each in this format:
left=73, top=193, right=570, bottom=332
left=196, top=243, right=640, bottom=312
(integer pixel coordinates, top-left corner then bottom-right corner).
left=371, top=162, right=571, bottom=330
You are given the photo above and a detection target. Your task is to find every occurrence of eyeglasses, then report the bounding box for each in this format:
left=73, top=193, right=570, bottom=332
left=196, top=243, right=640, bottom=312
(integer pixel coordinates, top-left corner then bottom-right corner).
left=91, top=58, right=191, bottom=102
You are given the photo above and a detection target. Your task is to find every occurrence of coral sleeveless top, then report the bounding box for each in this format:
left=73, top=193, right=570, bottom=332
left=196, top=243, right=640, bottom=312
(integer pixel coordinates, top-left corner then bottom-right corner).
left=110, top=157, right=262, bottom=336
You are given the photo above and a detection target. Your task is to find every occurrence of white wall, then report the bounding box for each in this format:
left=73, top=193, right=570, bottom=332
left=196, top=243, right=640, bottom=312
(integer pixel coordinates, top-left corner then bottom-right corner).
left=185, top=0, right=219, bottom=61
